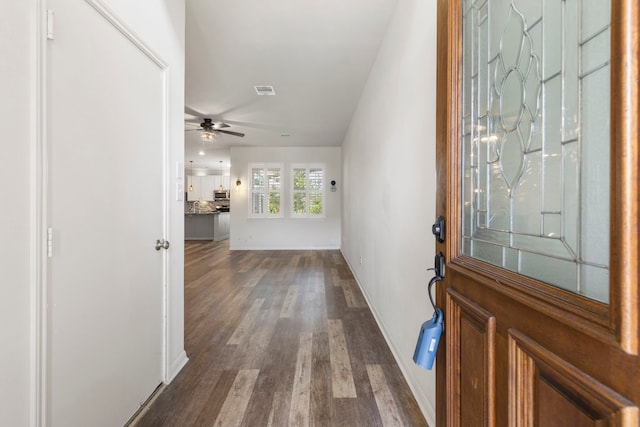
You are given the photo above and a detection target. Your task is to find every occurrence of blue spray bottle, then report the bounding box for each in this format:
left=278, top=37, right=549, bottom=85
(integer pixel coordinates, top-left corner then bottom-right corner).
left=413, top=257, right=445, bottom=370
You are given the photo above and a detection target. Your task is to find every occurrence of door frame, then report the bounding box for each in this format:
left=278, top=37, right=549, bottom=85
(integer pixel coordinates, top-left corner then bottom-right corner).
left=30, top=0, right=174, bottom=424
left=435, top=0, right=639, bottom=425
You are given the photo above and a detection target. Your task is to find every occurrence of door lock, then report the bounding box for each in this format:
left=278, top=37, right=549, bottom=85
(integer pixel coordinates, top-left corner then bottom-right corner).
left=432, top=216, right=445, bottom=243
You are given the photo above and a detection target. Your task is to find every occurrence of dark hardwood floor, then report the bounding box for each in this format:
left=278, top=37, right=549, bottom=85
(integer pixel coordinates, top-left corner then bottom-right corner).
left=135, top=241, right=428, bottom=426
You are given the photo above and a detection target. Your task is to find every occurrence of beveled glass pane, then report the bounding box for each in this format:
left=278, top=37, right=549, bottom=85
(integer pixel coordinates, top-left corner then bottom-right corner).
left=462, top=236, right=472, bottom=256
left=581, top=28, right=610, bottom=76
left=472, top=240, right=504, bottom=266
left=514, top=0, right=540, bottom=25
left=503, top=247, right=518, bottom=271
left=499, top=70, right=525, bottom=131
left=581, top=265, right=609, bottom=303
left=463, top=9, right=473, bottom=118
left=460, top=0, right=611, bottom=303
left=499, top=131, right=524, bottom=189
left=542, top=0, right=561, bottom=78
left=478, top=121, right=489, bottom=213
left=581, top=0, right=611, bottom=40
left=478, top=11, right=490, bottom=115
left=489, top=0, right=510, bottom=59
left=519, top=252, right=578, bottom=293
left=562, top=0, right=579, bottom=142
left=474, top=228, right=510, bottom=246
left=488, top=161, right=510, bottom=230
left=500, top=8, right=524, bottom=71
left=543, top=152, right=562, bottom=213
left=563, top=141, right=579, bottom=255
left=543, top=75, right=562, bottom=158
left=511, top=234, right=571, bottom=260
left=512, top=151, right=541, bottom=235
left=581, top=66, right=610, bottom=268
left=543, top=213, right=561, bottom=237
left=462, top=156, right=473, bottom=237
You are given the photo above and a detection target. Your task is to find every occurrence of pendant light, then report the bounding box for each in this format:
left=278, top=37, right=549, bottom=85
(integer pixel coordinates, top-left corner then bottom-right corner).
left=218, top=160, right=224, bottom=192
left=188, top=161, right=194, bottom=192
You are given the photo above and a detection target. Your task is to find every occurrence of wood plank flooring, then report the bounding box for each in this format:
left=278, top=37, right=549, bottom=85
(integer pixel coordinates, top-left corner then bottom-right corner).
left=135, top=241, right=428, bottom=426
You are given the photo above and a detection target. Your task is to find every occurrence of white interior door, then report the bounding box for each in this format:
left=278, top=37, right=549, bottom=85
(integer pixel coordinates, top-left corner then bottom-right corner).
left=47, top=1, right=166, bottom=425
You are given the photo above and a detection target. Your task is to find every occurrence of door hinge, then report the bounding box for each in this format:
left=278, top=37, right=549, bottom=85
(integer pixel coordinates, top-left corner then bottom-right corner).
left=47, top=10, right=55, bottom=40
left=47, top=227, right=53, bottom=257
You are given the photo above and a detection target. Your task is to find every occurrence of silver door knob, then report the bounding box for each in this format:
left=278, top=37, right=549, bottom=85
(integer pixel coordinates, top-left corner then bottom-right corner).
left=155, top=239, right=170, bottom=250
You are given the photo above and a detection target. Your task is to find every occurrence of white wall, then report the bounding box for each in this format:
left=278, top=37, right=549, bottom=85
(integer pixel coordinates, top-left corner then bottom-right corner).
left=230, top=147, right=341, bottom=250
left=0, top=2, right=33, bottom=425
left=0, top=1, right=185, bottom=424
left=341, top=0, right=438, bottom=424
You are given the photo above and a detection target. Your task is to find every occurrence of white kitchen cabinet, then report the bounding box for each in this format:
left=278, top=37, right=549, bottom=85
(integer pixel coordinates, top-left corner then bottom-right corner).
left=212, top=175, right=223, bottom=192
left=201, top=175, right=215, bottom=201
left=187, top=175, right=215, bottom=201
left=208, top=175, right=230, bottom=192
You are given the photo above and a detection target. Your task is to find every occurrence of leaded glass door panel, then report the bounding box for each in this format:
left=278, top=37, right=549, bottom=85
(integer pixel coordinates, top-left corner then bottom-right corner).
left=460, top=0, right=611, bottom=302
left=435, top=0, right=640, bottom=425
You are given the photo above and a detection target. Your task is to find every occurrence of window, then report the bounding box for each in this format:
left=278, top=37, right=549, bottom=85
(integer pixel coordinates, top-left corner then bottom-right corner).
left=291, top=164, right=324, bottom=217
left=249, top=164, right=282, bottom=218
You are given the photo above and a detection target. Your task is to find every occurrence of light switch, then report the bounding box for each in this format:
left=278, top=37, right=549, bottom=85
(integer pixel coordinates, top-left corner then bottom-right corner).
left=176, top=183, right=184, bottom=201
left=176, top=161, right=184, bottom=179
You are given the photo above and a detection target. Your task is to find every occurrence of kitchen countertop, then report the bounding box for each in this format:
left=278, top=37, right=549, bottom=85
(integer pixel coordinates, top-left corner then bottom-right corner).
left=185, top=211, right=229, bottom=215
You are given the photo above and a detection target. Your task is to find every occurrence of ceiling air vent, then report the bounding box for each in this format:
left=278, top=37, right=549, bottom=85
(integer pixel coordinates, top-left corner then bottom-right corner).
left=254, top=85, right=276, bottom=96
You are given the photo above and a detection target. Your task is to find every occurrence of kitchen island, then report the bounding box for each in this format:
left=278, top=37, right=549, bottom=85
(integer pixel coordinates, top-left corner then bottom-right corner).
left=185, top=211, right=230, bottom=241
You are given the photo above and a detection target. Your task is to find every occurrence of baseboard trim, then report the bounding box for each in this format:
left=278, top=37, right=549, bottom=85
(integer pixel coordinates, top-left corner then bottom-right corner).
left=340, top=248, right=436, bottom=427
left=125, top=383, right=166, bottom=426
left=230, top=245, right=341, bottom=251
left=127, top=352, right=187, bottom=426
left=167, top=350, right=189, bottom=383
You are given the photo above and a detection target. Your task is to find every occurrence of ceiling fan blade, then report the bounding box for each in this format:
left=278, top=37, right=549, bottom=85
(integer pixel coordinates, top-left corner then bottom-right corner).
left=215, top=129, right=245, bottom=137
left=185, top=128, right=202, bottom=132
left=213, top=122, right=230, bottom=129
left=184, top=105, right=206, bottom=118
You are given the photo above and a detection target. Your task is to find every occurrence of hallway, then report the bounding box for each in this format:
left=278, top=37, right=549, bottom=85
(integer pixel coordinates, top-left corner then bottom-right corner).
left=135, top=241, right=428, bottom=426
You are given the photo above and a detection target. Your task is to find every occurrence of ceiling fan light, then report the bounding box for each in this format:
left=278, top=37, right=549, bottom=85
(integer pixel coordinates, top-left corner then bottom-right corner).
left=201, top=130, right=215, bottom=141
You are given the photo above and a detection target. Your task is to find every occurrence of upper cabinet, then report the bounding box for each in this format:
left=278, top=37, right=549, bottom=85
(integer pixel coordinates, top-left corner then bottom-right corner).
left=212, top=175, right=222, bottom=192
left=201, top=176, right=215, bottom=200
left=211, top=175, right=230, bottom=192
left=187, top=175, right=215, bottom=201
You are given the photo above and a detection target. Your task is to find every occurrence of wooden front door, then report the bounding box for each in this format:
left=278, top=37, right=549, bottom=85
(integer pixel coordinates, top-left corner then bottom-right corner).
left=435, top=0, right=639, bottom=425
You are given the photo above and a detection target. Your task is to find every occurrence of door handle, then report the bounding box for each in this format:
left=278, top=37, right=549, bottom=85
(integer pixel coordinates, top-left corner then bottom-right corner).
left=155, top=239, right=170, bottom=251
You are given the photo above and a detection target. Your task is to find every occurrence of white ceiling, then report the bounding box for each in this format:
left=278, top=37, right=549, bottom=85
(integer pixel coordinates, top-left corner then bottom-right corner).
left=184, top=0, right=398, bottom=170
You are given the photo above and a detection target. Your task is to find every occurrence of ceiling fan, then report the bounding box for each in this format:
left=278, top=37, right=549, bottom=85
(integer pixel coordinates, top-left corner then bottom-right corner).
left=185, top=118, right=245, bottom=139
